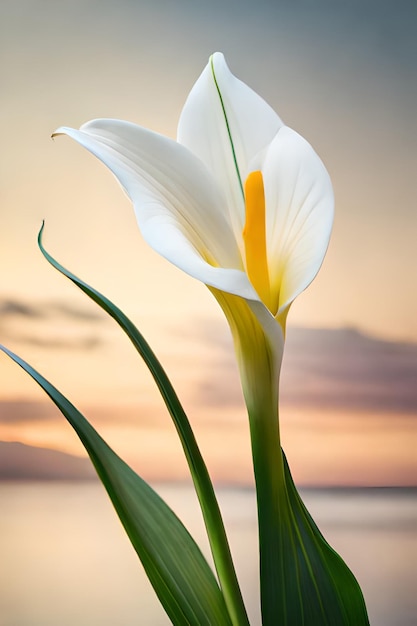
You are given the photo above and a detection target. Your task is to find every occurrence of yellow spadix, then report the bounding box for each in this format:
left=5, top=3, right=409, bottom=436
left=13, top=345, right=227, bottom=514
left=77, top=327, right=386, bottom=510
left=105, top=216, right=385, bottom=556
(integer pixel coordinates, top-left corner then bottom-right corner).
left=243, top=171, right=271, bottom=310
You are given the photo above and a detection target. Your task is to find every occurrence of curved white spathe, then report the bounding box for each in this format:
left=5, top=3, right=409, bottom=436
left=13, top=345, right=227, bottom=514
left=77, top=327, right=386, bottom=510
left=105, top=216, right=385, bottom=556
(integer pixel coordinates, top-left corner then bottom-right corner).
left=55, top=119, right=260, bottom=302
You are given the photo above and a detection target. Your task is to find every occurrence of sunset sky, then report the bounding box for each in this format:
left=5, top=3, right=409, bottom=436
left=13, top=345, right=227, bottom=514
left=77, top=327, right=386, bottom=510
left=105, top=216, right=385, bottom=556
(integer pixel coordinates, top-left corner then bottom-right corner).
left=0, top=0, right=416, bottom=486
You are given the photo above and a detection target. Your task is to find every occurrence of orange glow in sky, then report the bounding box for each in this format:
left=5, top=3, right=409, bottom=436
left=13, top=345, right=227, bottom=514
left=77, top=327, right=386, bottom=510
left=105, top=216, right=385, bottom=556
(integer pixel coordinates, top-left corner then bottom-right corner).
left=0, top=0, right=416, bottom=486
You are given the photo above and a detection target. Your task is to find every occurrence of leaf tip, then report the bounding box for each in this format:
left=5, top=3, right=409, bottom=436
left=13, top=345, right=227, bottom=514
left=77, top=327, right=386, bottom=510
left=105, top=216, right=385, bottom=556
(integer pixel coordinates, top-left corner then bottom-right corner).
left=38, top=220, right=46, bottom=248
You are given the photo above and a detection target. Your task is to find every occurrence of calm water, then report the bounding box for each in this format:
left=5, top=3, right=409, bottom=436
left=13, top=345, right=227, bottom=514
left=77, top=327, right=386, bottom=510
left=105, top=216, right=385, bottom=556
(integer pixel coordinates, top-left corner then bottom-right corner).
left=0, top=483, right=415, bottom=625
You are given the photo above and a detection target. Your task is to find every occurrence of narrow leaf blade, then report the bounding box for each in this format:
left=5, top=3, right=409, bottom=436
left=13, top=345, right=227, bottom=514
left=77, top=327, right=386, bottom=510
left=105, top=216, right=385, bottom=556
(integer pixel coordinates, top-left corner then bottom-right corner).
left=0, top=345, right=231, bottom=626
left=37, top=224, right=249, bottom=626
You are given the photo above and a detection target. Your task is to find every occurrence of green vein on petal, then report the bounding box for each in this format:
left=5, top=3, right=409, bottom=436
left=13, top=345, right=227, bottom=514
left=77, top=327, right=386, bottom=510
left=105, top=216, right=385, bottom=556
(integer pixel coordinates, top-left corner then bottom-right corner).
left=210, top=55, right=244, bottom=199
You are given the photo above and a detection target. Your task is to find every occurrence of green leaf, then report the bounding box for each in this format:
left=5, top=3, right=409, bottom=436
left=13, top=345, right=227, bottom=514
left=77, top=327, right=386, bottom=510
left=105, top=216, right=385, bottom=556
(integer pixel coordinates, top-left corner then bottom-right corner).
left=0, top=344, right=232, bottom=626
left=279, top=450, right=370, bottom=625
left=37, top=223, right=249, bottom=626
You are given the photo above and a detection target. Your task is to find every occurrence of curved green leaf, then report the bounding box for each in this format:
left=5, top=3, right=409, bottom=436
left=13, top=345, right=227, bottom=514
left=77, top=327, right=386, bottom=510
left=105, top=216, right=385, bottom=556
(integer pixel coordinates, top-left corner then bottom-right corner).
left=37, top=223, right=249, bottom=626
left=280, top=450, right=369, bottom=625
left=0, top=345, right=231, bottom=626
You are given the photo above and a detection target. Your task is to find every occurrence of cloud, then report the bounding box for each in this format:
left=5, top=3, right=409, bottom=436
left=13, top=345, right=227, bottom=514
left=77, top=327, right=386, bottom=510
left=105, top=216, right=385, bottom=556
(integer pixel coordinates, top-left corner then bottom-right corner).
left=0, top=297, right=106, bottom=349
left=281, top=327, right=417, bottom=414
left=0, top=299, right=43, bottom=318
left=0, top=297, right=104, bottom=321
left=17, top=335, right=102, bottom=350
left=0, top=399, right=59, bottom=424
left=191, top=322, right=417, bottom=416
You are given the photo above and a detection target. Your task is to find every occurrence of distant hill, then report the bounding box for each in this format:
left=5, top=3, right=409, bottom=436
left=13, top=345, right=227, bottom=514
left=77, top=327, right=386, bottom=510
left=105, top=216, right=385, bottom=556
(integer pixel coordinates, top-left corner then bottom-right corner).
left=0, top=441, right=97, bottom=480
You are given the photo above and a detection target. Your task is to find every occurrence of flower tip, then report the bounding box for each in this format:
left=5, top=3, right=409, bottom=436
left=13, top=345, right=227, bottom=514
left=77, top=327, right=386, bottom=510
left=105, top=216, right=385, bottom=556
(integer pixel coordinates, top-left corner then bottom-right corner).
left=209, top=51, right=226, bottom=65
left=51, top=126, right=69, bottom=140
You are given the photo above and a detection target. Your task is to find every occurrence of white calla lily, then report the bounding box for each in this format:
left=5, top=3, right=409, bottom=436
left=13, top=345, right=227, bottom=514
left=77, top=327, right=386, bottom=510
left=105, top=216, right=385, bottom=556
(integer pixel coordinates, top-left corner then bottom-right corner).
left=55, top=52, right=333, bottom=341
left=52, top=54, right=371, bottom=626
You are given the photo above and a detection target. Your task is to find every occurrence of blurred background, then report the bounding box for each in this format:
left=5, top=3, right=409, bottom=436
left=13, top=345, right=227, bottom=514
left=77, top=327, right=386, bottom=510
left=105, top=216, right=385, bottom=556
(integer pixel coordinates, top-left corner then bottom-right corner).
left=0, top=1, right=416, bottom=624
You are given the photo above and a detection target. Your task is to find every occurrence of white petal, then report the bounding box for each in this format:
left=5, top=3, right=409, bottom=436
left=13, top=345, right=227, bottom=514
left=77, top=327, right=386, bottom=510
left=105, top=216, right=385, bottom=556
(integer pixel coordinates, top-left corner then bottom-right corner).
left=261, top=127, right=334, bottom=316
left=177, top=52, right=283, bottom=239
left=55, top=119, right=259, bottom=300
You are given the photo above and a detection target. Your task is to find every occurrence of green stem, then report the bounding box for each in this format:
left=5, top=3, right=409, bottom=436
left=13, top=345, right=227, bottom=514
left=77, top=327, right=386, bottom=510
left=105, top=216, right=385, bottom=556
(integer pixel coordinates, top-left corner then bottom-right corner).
left=249, top=418, right=285, bottom=624
left=240, top=343, right=286, bottom=626
left=208, top=288, right=286, bottom=624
